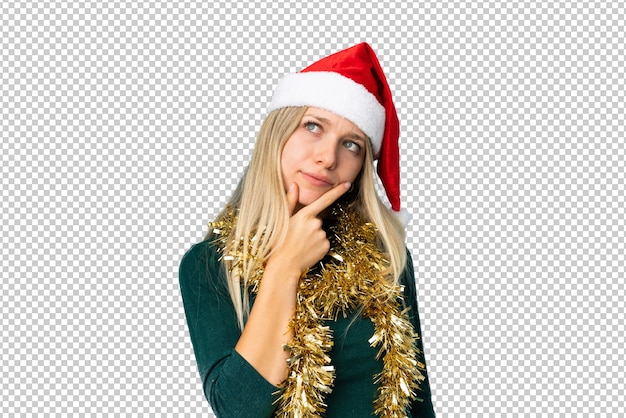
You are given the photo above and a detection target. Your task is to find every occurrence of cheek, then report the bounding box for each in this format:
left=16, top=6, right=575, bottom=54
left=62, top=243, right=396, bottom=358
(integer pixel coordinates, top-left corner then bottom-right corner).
left=345, top=158, right=365, bottom=182
left=279, top=154, right=291, bottom=187
left=281, top=134, right=311, bottom=169
left=280, top=140, right=301, bottom=183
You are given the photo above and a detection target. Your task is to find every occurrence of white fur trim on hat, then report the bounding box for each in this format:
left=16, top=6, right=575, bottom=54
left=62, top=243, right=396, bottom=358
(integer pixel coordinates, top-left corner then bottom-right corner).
left=267, top=72, right=386, bottom=156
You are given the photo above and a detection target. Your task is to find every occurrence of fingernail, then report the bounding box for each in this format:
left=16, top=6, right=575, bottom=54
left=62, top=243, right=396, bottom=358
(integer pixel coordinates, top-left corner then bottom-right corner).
left=344, top=182, right=351, bottom=190
left=289, top=183, right=295, bottom=192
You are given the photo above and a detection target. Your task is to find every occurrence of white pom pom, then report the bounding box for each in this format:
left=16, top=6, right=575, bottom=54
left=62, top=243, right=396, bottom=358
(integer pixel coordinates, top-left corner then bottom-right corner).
left=394, top=208, right=412, bottom=227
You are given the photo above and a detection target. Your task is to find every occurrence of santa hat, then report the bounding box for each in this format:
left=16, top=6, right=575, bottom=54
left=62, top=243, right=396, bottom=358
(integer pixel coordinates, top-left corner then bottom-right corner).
left=267, top=42, right=403, bottom=213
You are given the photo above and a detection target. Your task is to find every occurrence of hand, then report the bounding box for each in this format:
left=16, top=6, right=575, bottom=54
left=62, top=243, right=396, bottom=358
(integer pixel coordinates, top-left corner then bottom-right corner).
left=268, top=182, right=351, bottom=275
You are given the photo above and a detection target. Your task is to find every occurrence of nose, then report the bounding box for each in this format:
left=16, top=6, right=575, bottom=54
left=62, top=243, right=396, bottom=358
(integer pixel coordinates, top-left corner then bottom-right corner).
left=314, top=138, right=337, bottom=169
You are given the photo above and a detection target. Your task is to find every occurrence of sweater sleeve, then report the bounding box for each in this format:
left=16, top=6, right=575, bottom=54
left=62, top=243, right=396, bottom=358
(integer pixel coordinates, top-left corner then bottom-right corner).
left=178, top=240, right=282, bottom=418
left=401, top=250, right=437, bottom=418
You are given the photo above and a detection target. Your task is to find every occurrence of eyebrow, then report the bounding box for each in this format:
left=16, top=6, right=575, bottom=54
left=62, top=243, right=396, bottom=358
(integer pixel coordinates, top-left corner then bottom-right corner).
left=303, top=113, right=367, bottom=144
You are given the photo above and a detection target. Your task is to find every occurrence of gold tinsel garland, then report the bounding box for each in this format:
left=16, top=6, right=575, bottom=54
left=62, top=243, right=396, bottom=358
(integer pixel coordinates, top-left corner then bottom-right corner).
left=209, top=205, right=426, bottom=417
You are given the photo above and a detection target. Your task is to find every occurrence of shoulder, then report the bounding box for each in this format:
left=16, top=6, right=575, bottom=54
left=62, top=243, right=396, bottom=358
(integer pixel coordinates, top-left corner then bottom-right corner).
left=180, top=238, right=220, bottom=270
left=399, top=247, right=415, bottom=285
left=179, top=238, right=224, bottom=290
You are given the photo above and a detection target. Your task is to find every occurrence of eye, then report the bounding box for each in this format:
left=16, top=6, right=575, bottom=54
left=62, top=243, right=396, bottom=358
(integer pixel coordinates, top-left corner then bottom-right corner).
left=304, top=121, right=321, bottom=133
left=343, top=140, right=362, bottom=153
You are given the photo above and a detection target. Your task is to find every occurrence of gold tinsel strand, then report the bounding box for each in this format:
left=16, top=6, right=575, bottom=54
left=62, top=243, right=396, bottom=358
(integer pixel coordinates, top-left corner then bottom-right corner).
left=209, top=205, right=426, bottom=417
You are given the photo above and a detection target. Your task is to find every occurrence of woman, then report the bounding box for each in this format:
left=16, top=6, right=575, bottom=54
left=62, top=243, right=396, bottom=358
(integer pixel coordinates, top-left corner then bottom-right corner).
left=179, top=43, right=435, bottom=417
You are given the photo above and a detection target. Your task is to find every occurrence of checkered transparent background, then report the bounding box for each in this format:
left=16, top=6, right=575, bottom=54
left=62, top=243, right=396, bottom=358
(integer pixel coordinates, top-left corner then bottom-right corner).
left=2, top=1, right=624, bottom=416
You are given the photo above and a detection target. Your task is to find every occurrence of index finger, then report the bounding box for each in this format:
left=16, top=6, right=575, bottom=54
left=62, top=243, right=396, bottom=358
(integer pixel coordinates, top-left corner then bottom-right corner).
left=300, top=182, right=351, bottom=217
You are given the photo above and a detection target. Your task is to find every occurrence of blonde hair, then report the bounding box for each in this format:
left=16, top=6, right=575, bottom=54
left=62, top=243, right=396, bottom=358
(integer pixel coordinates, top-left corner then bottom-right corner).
left=210, top=106, right=407, bottom=329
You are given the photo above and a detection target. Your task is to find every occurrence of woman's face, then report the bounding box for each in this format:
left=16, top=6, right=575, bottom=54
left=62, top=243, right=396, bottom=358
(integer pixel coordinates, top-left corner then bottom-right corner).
left=281, top=107, right=367, bottom=211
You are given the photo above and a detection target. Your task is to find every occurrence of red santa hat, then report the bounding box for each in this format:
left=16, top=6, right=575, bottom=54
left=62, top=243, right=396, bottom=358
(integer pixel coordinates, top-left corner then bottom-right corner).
left=267, top=42, right=403, bottom=213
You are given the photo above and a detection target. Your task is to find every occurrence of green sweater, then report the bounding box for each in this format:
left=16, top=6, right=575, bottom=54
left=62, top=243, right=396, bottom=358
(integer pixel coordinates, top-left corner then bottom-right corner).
left=179, top=238, right=435, bottom=417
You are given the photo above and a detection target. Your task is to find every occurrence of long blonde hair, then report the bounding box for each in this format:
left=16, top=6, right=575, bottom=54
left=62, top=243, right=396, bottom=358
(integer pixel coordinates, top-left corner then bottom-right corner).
left=210, top=106, right=407, bottom=329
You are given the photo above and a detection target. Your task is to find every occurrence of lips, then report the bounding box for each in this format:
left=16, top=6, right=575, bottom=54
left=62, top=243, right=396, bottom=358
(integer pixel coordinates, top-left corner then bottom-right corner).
left=301, top=171, right=334, bottom=186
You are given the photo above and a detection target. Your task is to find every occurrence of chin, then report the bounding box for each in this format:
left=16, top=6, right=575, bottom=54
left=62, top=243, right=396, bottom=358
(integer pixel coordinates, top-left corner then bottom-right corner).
left=298, top=190, right=325, bottom=207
